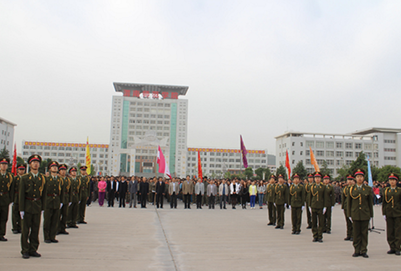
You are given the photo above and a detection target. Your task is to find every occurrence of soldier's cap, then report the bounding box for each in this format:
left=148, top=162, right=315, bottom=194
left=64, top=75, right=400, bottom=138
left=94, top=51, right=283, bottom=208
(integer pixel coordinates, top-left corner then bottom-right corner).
left=277, top=174, right=284, bottom=179
left=270, top=174, right=276, bottom=180
left=346, top=174, right=355, bottom=180
left=58, top=164, right=68, bottom=171
left=48, top=161, right=59, bottom=169
left=323, top=175, right=331, bottom=180
left=0, top=158, right=10, bottom=164
left=388, top=173, right=399, bottom=180
left=307, top=173, right=314, bottom=178
left=354, top=168, right=365, bottom=177
left=314, top=171, right=322, bottom=177
left=17, top=163, right=27, bottom=170
left=28, top=155, right=42, bottom=164
left=292, top=173, right=300, bottom=179
left=69, top=166, right=77, bottom=173
left=80, top=165, right=88, bottom=170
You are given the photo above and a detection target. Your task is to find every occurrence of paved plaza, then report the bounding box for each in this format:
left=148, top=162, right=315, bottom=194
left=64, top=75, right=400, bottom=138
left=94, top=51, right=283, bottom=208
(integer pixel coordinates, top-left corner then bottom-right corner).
left=0, top=203, right=399, bottom=271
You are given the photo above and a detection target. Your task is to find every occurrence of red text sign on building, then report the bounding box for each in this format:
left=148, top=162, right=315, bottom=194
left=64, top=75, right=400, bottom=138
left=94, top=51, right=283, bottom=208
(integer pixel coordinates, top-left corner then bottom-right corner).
left=132, top=90, right=140, bottom=97
left=171, top=92, right=178, bottom=99
left=161, top=92, right=169, bottom=99
left=152, top=91, right=159, bottom=99
left=123, top=89, right=131, bottom=96
left=143, top=91, right=150, bottom=98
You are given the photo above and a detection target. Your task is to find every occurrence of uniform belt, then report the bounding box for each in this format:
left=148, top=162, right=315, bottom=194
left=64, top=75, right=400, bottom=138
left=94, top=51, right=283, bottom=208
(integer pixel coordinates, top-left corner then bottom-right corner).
left=26, top=197, right=40, bottom=201
left=47, top=193, right=59, bottom=197
left=0, top=191, right=8, bottom=196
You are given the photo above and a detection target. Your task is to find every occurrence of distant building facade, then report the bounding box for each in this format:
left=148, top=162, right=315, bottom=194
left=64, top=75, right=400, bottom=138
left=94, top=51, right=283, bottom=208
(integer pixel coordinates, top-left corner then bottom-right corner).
left=0, top=117, right=16, bottom=156
left=275, top=128, right=401, bottom=177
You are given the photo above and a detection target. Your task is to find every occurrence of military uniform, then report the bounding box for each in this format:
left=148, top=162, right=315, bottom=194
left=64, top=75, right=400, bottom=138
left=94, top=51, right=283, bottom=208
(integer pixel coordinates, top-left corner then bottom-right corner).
left=274, top=175, right=288, bottom=229
left=266, top=178, right=276, bottom=225
left=342, top=175, right=354, bottom=241
left=382, top=173, right=401, bottom=255
left=78, top=167, right=90, bottom=224
left=310, top=172, right=325, bottom=242
left=12, top=164, right=26, bottom=234
left=0, top=158, right=14, bottom=241
left=347, top=169, right=373, bottom=258
left=58, top=164, right=72, bottom=234
left=19, top=155, right=46, bottom=258
left=289, top=174, right=305, bottom=234
left=43, top=161, right=64, bottom=242
left=323, top=176, right=335, bottom=233
left=305, top=174, right=314, bottom=229
left=67, top=167, right=81, bottom=228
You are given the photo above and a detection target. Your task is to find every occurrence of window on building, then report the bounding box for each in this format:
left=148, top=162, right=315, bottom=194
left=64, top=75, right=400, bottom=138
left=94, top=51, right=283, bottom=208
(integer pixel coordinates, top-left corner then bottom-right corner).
left=355, top=143, right=362, bottom=149
left=326, top=151, right=334, bottom=157
left=326, top=142, right=334, bottom=149
left=306, top=141, right=314, bottom=147
left=336, top=142, right=343, bottom=148
left=336, top=151, right=343, bottom=157
left=316, top=151, right=324, bottom=156
left=316, top=141, right=324, bottom=148
left=345, top=143, right=353, bottom=149
left=345, top=152, right=353, bottom=157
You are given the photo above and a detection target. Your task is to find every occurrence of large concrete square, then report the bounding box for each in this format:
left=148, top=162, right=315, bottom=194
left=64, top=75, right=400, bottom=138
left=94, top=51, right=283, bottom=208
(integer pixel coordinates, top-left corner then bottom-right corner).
left=0, top=202, right=398, bottom=271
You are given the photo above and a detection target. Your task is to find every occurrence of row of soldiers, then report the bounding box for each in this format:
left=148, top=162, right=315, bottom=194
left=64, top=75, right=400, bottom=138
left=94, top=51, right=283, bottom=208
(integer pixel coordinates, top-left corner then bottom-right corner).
left=0, top=155, right=90, bottom=259
left=265, top=169, right=400, bottom=257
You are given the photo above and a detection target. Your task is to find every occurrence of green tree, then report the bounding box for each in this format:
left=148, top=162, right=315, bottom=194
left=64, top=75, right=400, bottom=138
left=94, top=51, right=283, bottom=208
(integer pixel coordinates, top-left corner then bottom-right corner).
left=224, top=171, right=231, bottom=179
left=0, top=147, right=10, bottom=160
left=293, top=160, right=307, bottom=180
left=90, top=164, right=95, bottom=176
left=377, top=165, right=401, bottom=182
left=276, top=164, right=287, bottom=180
left=264, top=167, right=271, bottom=181
left=244, top=167, right=253, bottom=180
left=255, top=168, right=264, bottom=180
left=349, top=152, right=367, bottom=175
left=39, top=158, right=52, bottom=174
left=77, top=162, right=82, bottom=175
left=335, top=164, right=350, bottom=182
left=371, top=166, right=380, bottom=181
left=17, top=156, right=25, bottom=165
left=320, top=160, right=330, bottom=176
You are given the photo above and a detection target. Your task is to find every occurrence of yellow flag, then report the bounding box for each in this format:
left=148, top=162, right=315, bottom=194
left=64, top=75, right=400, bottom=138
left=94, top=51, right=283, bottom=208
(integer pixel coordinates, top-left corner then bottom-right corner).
left=86, top=137, right=91, bottom=175
left=310, top=147, right=320, bottom=172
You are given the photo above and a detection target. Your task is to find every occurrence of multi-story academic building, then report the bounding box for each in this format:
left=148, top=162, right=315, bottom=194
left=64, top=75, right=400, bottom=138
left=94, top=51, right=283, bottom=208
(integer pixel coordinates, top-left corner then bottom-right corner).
left=186, top=147, right=276, bottom=178
left=275, top=127, right=401, bottom=177
left=21, top=141, right=109, bottom=174
left=109, top=82, right=189, bottom=178
left=0, top=117, right=16, bottom=155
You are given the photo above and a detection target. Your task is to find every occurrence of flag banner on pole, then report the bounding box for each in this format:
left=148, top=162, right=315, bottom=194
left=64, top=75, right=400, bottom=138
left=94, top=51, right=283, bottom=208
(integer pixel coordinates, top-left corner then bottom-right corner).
left=367, top=155, right=373, bottom=187
left=157, top=146, right=171, bottom=179
left=285, top=150, right=291, bottom=178
left=86, top=137, right=91, bottom=175
left=240, top=135, right=248, bottom=168
left=197, top=150, right=203, bottom=180
left=11, top=144, right=17, bottom=176
left=309, top=147, right=320, bottom=172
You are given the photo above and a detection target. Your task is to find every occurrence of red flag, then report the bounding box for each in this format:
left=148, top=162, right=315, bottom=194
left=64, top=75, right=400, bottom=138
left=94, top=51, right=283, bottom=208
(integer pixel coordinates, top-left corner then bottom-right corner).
left=157, top=146, right=171, bottom=179
left=197, top=150, right=203, bottom=180
left=11, top=144, right=17, bottom=176
left=285, top=150, right=291, bottom=179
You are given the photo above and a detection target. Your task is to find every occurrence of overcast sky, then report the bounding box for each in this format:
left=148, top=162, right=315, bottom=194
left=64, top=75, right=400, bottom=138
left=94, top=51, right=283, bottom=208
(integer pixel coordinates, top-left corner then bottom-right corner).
left=1, top=0, right=401, bottom=154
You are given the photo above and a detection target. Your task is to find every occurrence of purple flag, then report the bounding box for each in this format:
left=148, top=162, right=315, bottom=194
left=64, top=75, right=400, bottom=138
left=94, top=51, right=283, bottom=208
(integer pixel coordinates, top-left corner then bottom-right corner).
left=240, top=135, right=248, bottom=168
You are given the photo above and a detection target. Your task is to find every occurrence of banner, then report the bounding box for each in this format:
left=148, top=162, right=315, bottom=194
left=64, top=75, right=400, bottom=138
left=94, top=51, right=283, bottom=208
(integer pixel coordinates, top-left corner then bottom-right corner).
left=157, top=146, right=171, bottom=179
left=309, top=147, right=320, bottom=172
left=240, top=135, right=248, bottom=168
left=86, top=137, right=91, bottom=175
left=198, top=150, right=203, bottom=180
left=285, top=150, right=291, bottom=178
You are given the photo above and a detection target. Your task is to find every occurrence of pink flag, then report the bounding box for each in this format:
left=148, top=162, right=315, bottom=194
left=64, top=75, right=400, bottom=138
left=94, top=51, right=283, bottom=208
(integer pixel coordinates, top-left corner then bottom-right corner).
left=157, top=146, right=171, bottom=178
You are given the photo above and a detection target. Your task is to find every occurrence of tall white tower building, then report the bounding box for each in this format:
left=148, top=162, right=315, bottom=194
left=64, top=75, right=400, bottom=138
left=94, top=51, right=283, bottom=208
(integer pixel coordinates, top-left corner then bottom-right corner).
left=109, top=82, right=189, bottom=177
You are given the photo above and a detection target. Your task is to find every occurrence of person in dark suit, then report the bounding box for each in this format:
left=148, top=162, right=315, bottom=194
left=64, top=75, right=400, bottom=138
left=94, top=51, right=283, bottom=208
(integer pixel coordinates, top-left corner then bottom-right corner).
left=155, top=177, right=165, bottom=208
left=118, top=177, right=128, bottom=208
left=107, top=177, right=116, bottom=207
left=139, top=177, right=149, bottom=208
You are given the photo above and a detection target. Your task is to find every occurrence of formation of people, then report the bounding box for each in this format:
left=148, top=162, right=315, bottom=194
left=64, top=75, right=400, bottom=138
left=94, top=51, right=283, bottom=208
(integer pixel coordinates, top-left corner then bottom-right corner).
left=0, top=155, right=90, bottom=259
left=0, top=154, right=400, bottom=259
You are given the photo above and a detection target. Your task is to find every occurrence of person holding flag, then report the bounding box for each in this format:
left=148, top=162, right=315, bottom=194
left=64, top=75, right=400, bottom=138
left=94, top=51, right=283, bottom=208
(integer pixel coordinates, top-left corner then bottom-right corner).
left=382, top=173, right=401, bottom=256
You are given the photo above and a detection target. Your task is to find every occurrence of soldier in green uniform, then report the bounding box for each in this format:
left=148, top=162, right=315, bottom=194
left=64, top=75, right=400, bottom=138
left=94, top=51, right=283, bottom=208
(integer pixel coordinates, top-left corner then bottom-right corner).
left=77, top=166, right=89, bottom=224
left=304, top=173, right=314, bottom=229
left=43, top=161, right=64, bottom=243
left=274, top=174, right=288, bottom=229
left=310, top=171, right=325, bottom=243
left=266, top=175, right=276, bottom=226
left=347, top=169, right=373, bottom=258
left=382, top=173, right=401, bottom=256
left=67, top=167, right=81, bottom=228
left=342, top=175, right=354, bottom=241
left=58, top=164, right=71, bottom=235
left=322, top=175, right=335, bottom=234
left=289, top=173, right=305, bottom=234
left=19, top=155, right=46, bottom=259
left=0, top=158, right=14, bottom=241
left=12, top=164, right=26, bottom=234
